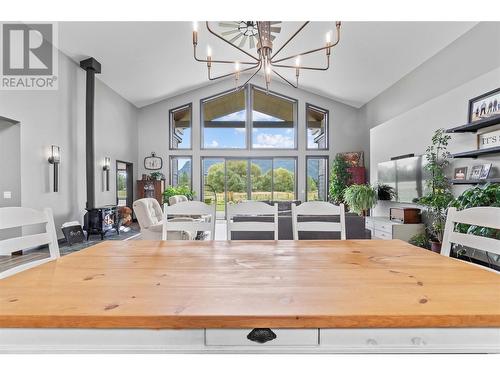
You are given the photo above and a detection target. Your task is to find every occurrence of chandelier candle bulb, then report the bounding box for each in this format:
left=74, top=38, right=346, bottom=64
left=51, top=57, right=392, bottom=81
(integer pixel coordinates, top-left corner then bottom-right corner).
left=206, top=46, right=212, bottom=67
left=326, top=31, right=332, bottom=55
left=192, top=22, right=198, bottom=45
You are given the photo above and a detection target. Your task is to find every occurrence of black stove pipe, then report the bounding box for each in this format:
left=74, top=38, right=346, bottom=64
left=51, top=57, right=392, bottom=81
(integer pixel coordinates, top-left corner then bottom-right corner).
left=80, top=57, right=101, bottom=209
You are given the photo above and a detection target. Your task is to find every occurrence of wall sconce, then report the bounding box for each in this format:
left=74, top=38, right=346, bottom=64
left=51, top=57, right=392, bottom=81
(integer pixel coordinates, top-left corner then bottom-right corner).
left=48, top=145, right=61, bottom=192
left=103, top=157, right=111, bottom=191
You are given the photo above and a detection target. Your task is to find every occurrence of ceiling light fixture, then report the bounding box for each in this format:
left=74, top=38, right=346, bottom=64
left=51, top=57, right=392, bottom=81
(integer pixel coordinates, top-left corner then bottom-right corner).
left=192, top=21, right=341, bottom=92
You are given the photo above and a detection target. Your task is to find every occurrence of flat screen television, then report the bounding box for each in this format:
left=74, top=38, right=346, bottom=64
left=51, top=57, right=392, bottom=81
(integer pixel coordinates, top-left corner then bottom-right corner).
left=377, top=156, right=430, bottom=203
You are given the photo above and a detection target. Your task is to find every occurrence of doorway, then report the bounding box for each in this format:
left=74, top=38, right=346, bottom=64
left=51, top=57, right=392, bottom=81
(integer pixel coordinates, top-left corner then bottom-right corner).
left=116, top=161, right=133, bottom=208
left=0, top=117, right=21, bottom=240
left=201, top=157, right=297, bottom=219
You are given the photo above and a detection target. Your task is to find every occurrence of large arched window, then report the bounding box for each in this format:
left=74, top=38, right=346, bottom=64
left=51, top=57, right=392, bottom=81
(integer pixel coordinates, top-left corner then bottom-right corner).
left=201, top=85, right=297, bottom=150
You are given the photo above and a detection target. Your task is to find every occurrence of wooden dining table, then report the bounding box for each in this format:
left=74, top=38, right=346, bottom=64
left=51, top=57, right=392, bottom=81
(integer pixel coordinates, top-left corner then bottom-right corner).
left=0, top=239, right=499, bottom=353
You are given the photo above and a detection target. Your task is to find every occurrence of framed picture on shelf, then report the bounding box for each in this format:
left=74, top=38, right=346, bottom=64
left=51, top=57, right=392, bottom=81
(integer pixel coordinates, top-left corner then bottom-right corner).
left=479, top=163, right=492, bottom=179
left=469, top=165, right=483, bottom=180
left=468, top=87, right=500, bottom=123
left=453, top=167, right=468, bottom=180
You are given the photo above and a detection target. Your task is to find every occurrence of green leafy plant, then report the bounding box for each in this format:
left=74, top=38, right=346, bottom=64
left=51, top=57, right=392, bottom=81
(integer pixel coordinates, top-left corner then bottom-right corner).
left=150, top=171, right=164, bottom=180
left=328, top=154, right=351, bottom=205
left=417, top=129, right=454, bottom=243
left=376, top=183, right=396, bottom=201
left=450, top=182, right=500, bottom=240
left=162, top=185, right=195, bottom=204
left=343, top=184, right=378, bottom=216
left=409, top=232, right=430, bottom=250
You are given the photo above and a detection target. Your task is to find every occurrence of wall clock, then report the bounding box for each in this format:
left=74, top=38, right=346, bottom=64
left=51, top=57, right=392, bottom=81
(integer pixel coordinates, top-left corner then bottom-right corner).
left=144, top=152, right=163, bottom=170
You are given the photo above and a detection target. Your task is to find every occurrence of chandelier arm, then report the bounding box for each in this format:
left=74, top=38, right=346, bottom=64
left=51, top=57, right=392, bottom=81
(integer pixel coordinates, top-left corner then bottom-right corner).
left=271, top=56, right=330, bottom=71
left=238, top=62, right=262, bottom=88
left=205, top=22, right=260, bottom=62
left=194, top=45, right=256, bottom=65
left=208, top=63, right=260, bottom=81
left=271, top=68, right=298, bottom=89
left=271, top=22, right=341, bottom=64
left=271, top=21, right=310, bottom=60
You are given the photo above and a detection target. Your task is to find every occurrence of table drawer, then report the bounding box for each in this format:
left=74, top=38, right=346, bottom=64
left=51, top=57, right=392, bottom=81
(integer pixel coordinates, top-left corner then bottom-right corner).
left=320, top=328, right=500, bottom=351
left=205, top=329, right=319, bottom=347
left=374, top=229, right=392, bottom=240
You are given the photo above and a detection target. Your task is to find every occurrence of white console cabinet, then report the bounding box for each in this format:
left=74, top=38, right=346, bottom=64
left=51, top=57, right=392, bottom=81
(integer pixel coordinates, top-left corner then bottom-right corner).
left=365, top=216, right=424, bottom=241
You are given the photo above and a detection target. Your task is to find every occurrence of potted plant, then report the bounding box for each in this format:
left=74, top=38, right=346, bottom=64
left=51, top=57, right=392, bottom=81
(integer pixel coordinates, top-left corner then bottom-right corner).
left=328, top=154, right=351, bottom=205
left=343, top=184, right=378, bottom=216
left=162, top=185, right=195, bottom=204
left=450, top=182, right=500, bottom=238
left=417, top=128, right=454, bottom=252
left=150, top=171, right=164, bottom=180
left=376, top=183, right=396, bottom=201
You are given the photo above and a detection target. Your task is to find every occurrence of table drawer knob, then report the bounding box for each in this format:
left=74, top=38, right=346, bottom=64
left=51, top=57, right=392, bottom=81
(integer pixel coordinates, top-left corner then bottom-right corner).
left=366, top=339, right=378, bottom=346
left=247, top=328, right=277, bottom=344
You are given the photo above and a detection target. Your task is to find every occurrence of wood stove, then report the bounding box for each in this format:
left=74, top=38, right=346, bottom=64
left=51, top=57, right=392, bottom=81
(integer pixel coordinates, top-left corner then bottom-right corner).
left=84, top=206, right=120, bottom=240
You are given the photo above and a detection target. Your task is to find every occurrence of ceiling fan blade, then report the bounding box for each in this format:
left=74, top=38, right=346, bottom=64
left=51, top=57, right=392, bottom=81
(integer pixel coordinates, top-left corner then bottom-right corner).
left=249, top=36, right=255, bottom=49
left=238, top=35, right=248, bottom=48
left=221, top=29, right=240, bottom=36
left=229, top=34, right=242, bottom=44
left=269, top=21, right=281, bottom=25
left=218, top=22, right=240, bottom=28
left=270, top=27, right=281, bottom=33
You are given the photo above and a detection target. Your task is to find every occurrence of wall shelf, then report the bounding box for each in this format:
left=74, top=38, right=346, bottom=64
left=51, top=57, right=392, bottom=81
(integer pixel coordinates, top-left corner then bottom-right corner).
left=446, top=115, right=500, bottom=133
left=451, top=146, right=500, bottom=159
left=451, top=178, right=500, bottom=185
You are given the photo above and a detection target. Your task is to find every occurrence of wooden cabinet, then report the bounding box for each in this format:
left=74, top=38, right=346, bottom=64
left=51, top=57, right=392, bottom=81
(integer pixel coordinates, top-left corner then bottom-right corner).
left=136, top=179, right=165, bottom=205
left=365, top=216, right=424, bottom=241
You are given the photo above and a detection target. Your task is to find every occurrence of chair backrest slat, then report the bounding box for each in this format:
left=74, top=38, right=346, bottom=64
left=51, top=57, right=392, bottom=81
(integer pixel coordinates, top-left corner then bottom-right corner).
left=163, top=201, right=216, bottom=240
left=0, top=207, right=49, bottom=229
left=292, top=202, right=346, bottom=240
left=441, top=207, right=500, bottom=270
left=0, top=233, right=52, bottom=255
left=227, top=201, right=279, bottom=240
left=0, top=207, right=60, bottom=279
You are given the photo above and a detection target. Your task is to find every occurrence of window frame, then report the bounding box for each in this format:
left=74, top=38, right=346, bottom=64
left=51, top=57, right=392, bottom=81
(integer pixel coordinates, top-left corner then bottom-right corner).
left=250, top=84, right=298, bottom=151
left=169, top=103, right=193, bottom=150
left=169, top=155, right=193, bottom=190
left=200, top=88, right=248, bottom=150
left=305, top=155, right=329, bottom=202
left=199, top=85, right=299, bottom=150
left=305, top=103, right=329, bottom=151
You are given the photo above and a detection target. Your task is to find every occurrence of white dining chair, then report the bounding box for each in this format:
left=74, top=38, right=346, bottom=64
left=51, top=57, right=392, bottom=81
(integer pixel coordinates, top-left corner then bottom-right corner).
left=163, top=201, right=216, bottom=240
left=227, top=201, right=278, bottom=240
left=292, top=201, right=346, bottom=240
left=0, top=207, right=60, bottom=279
left=441, top=207, right=500, bottom=271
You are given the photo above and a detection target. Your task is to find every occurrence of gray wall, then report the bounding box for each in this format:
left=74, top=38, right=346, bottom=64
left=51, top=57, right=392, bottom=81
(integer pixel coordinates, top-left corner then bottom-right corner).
left=0, top=50, right=138, bottom=238
left=137, top=75, right=367, bottom=203
left=361, top=22, right=500, bottom=216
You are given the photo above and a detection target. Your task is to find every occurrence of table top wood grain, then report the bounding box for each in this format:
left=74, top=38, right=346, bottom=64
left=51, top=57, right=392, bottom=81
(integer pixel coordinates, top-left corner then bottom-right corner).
left=0, top=240, right=499, bottom=329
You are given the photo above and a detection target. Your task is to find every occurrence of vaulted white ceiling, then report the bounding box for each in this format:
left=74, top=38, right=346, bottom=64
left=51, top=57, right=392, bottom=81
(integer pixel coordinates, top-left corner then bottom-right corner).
left=58, top=21, right=477, bottom=108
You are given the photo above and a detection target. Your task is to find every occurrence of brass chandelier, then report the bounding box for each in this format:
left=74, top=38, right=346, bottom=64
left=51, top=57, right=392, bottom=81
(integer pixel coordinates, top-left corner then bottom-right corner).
left=192, top=21, right=341, bottom=92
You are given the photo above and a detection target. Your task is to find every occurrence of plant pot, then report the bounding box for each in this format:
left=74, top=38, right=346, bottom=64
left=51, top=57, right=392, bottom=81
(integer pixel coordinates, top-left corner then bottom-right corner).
left=429, top=241, right=442, bottom=253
